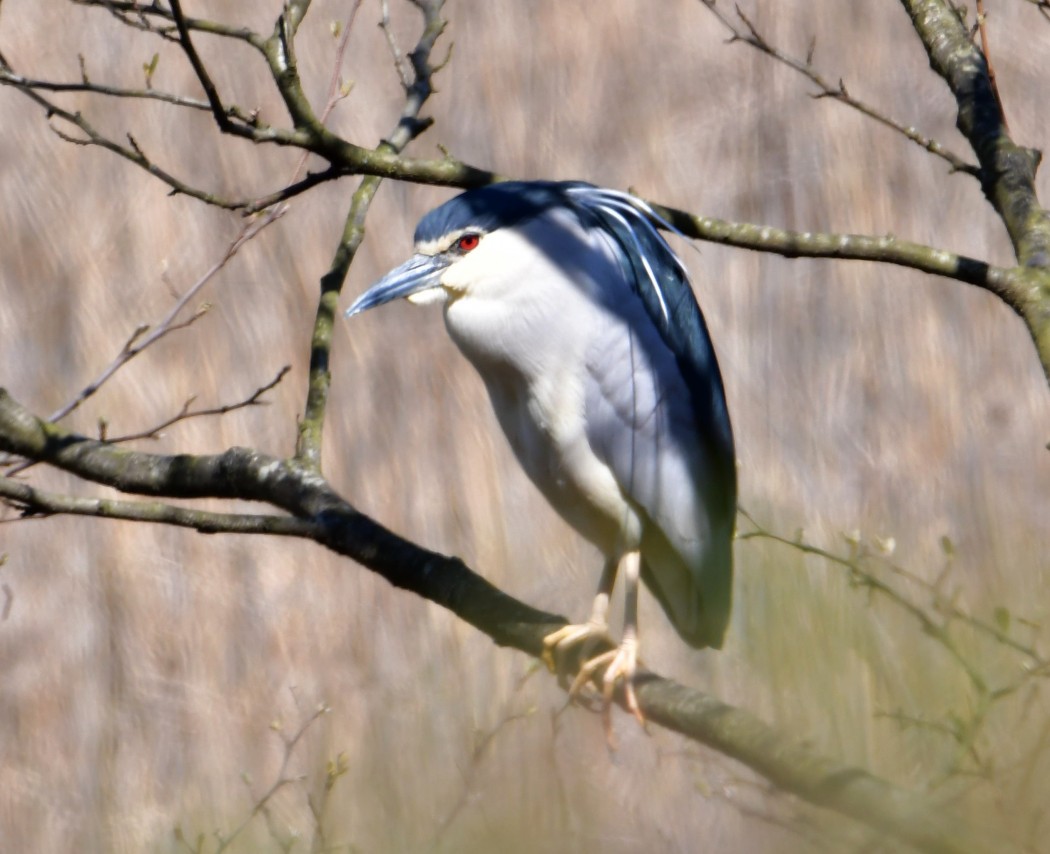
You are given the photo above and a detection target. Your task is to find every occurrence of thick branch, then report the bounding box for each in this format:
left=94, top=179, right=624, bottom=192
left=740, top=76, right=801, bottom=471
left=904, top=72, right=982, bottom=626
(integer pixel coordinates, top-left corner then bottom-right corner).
left=901, top=0, right=1050, bottom=267
left=652, top=200, right=1050, bottom=383
left=900, top=0, right=1050, bottom=382
left=0, top=387, right=1009, bottom=854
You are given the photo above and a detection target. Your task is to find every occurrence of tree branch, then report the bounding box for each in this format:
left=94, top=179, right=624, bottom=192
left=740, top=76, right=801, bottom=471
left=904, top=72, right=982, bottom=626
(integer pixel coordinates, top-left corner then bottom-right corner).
left=0, top=477, right=315, bottom=537
left=71, top=0, right=266, bottom=48
left=0, top=387, right=1011, bottom=854
left=699, top=1, right=980, bottom=176
left=45, top=207, right=286, bottom=425
left=902, top=0, right=1050, bottom=267
left=651, top=201, right=1024, bottom=307
left=295, top=0, right=450, bottom=470
left=103, top=365, right=291, bottom=444
left=899, top=0, right=1050, bottom=384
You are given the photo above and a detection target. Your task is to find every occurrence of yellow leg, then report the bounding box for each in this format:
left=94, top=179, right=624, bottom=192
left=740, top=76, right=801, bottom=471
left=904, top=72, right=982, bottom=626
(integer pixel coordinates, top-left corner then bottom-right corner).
left=541, top=557, right=618, bottom=671
left=572, top=550, right=645, bottom=729
left=542, top=551, right=646, bottom=731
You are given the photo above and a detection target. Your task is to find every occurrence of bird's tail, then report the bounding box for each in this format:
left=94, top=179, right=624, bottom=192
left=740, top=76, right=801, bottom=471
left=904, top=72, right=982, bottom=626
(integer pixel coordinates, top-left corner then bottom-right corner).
left=640, top=527, right=734, bottom=650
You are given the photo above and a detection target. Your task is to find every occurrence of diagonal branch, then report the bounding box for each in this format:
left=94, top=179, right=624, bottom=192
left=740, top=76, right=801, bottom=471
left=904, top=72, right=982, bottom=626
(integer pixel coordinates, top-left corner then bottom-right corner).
left=46, top=208, right=286, bottom=425
left=901, top=0, right=1050, bottom=268
left=699, top=1, right=979, bottom=176
left=169, top=0, right=233, bottom=132
left=0, top=387, right=1013, bottom=854
left=103, top=365, right=292, bottom=444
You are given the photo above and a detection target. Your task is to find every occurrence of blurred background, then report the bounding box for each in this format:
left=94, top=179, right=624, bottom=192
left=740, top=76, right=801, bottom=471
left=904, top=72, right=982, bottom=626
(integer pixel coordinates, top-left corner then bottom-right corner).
left=1, top=1, right=1048, bottom=851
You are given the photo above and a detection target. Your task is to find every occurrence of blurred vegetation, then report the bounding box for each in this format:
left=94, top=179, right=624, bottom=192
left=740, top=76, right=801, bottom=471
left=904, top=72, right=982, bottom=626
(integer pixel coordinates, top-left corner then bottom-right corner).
left=0, top=1, right=1048, bottom=852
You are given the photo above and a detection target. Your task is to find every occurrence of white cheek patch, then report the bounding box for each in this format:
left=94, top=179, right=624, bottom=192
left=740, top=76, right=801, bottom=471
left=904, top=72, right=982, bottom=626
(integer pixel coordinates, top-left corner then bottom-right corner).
left=407, top=287, right=448, bottom=307
left=440, top=229, right=536, bottom=296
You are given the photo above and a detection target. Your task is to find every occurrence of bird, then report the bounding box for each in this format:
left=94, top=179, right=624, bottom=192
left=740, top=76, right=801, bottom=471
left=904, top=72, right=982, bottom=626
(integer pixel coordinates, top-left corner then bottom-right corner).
left=345, top=181, right=736, bottom=721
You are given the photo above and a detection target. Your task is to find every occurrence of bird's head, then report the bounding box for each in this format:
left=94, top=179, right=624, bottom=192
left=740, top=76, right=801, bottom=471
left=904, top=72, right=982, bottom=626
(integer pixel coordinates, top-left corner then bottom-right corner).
left=346, top=180, right=691, bottom=329
left=345, top=182, right=567, bottom=318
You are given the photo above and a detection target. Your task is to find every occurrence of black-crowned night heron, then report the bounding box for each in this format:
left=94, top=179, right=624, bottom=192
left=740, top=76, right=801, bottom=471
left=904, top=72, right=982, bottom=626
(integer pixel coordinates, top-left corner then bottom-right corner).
left=346, top=181, right=736, bottom=721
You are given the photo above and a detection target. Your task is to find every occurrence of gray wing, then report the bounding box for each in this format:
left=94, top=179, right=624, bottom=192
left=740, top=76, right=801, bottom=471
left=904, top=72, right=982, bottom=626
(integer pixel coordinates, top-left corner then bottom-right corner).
left=583, top=300, right=732, bottom=649
left=568, top=187, right=734, bottom=649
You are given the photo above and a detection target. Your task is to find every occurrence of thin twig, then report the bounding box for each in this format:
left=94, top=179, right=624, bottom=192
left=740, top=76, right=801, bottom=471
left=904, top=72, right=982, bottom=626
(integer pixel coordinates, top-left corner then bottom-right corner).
left=71, top=0, right=265, bottom=47
left=0, top=66, right=212, bottom=110
left=214, top=704, right=331, bottom=853
left=48, top=208, right=286, bottom=425
left=103, top=366, right=292, bottom=443
left=0, top=477, right=317, bottom=537
left=380, top=0, right=413, bottom=88
left=426, top=667, right=538, bottom=851
left=974, top=0, right=1010, bottom=131
left=698, top=1, right=979, bottom=176
left=736, top=508, right=1048, bottom=780
left=295, top=0, right=450, bottom=470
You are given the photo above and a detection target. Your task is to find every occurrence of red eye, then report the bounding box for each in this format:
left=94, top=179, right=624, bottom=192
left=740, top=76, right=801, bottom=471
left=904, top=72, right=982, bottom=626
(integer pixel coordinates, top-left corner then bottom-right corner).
left=456, top=233, right=480, bottom=252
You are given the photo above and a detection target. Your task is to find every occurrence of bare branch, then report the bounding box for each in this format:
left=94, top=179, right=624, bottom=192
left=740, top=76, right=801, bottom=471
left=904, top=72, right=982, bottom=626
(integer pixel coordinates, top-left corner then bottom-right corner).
left=104, top=365, right=292, bottom=444
left=902, top=0, right=1050, bottom=266
left=0, top=477, right=317, bottom=537
left=427, top=668, right=538, bottom=849
left=295, top=0, right=452, bottom=470
left=0, top=65, right=212, bottom=111
left=380, top=0, right=414, bottom=89
left=71, top=0, right=265, bottom=47
left=241, top=167, right=350, bottom=214
left=46, top=207, right=286, bottom=426
left=974, top=0, right=1010, bottom=130
left=698, top=1, right=979, bottom=175
left=23, top=84, right=246, bottom=207
left=737, top=510, right=1047, bottom=784
left=212, top=703, right=330, bottom=853
left=899, top=0, right=1050, bottom=383
left=169, top=0, right=231, bottom=131
left=649, top=200, right=1024, bottom=308
left=0, top=387, right=1010, bottom=854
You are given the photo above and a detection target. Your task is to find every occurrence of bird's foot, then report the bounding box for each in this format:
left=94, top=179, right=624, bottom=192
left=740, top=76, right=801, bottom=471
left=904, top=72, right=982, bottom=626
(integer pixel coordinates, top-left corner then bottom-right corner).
left=541, top=620, right=612, bottom=678
left=575, top=635, right=646, bottom=737
left=542, top=624, right=647, bottom=740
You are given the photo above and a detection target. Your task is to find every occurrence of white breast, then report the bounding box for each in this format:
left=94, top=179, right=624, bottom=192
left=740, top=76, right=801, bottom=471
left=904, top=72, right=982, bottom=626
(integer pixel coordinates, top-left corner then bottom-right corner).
left=441, top=211, right=644, bottom=555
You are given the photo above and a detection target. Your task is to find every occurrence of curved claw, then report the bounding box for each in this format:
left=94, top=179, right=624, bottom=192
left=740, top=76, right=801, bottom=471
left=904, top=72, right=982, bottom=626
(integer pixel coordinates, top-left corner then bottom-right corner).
left=571, top=636, right=647, bottom=738
left=541, top=621, right=612, bottom=675
left=543, top=623, right=648, bottom=744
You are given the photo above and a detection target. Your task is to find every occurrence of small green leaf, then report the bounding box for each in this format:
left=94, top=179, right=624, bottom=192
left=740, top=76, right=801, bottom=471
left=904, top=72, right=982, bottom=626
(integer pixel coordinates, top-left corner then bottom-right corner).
left=143, top=52, right=159, bottom=87
left=939, top=535, right=955, bottom=557
left=993, top=606, right=1010, bottom=633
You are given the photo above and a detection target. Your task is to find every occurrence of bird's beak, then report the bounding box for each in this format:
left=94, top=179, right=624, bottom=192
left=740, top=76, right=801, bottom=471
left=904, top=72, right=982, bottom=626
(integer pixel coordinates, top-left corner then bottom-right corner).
left=345, top=253, right=451, bottom=318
